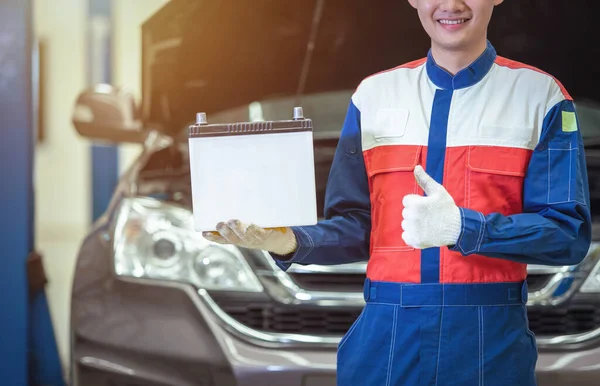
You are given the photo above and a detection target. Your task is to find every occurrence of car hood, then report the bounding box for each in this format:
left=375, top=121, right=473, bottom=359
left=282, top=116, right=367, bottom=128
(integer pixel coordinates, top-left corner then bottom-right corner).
left=141, top=0, right=600, bottom=136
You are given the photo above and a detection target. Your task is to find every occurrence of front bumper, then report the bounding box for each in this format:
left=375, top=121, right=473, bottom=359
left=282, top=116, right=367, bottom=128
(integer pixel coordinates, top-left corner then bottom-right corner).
left=71, top=277, right=337, bottom=386
left=71, top=228, right=600, bottom=386
left=73, top=276, right=600, bottom=386
left=537, top=346, right=600, bottom=386
left=72, top=277, right=600, bottom=386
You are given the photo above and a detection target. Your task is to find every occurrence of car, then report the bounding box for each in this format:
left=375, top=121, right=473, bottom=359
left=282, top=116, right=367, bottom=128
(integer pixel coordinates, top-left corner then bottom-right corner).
left=68, top=1, right=600, bottom=385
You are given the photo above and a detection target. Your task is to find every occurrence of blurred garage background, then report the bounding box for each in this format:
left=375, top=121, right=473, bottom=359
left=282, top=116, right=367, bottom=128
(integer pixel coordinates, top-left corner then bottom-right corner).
left=39, top=0, right=166, bottom=352
left=2, top=1, right=600, bottom=385
left=3, top=0, right=167, bottom=384
left=33, top=0, right=166, bottom=369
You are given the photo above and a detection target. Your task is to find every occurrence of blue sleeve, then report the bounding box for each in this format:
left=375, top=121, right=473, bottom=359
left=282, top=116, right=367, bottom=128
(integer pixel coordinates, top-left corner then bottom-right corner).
left=269, top=99, right=372, bottom=270
left=450, top=99, right=592, bottom=266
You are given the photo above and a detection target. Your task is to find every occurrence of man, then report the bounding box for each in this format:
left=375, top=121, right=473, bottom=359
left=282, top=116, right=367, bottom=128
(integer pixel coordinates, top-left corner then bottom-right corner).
left=203, top=0, right=592, bottom=384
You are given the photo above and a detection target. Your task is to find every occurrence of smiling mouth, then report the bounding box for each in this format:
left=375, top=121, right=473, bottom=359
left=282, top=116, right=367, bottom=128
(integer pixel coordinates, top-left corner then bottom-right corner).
left=438, top=19, right=470, bottom=25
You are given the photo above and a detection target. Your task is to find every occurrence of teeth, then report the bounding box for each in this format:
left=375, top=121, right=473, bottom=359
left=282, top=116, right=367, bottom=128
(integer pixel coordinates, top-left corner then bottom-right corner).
left=439, top=19, right=466, bottom=25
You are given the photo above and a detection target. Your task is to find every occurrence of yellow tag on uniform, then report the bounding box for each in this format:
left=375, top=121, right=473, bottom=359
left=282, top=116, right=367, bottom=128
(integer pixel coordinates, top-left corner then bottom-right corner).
left=562, top=111, right=577, bottom=132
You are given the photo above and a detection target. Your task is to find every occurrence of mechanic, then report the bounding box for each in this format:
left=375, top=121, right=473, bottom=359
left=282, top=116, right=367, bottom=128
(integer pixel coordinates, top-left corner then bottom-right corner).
left=203, top=0, right=592, bottom=385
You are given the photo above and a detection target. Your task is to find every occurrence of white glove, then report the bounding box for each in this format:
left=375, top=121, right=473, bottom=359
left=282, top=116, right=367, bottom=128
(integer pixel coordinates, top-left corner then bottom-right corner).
left=401, top=165, right=462, bottom=249
left=202, top=220, right=298, bottom=256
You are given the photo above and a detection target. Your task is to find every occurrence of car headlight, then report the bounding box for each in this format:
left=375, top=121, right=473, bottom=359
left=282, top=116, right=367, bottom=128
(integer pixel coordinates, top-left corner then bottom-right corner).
left=579, top=242, right=600, bottom=293
left=112, top=197, right=263, bottom=292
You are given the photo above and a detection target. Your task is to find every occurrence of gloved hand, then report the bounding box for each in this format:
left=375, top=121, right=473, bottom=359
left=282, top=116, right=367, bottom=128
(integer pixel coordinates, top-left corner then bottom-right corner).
left=401, top=165, right=462, bottom=249
left=202, top=220, right=298, bottom=256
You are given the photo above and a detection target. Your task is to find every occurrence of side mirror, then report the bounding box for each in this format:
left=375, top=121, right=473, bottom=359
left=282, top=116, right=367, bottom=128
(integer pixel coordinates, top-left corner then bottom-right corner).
left=71, top=83, right=146, bottom=144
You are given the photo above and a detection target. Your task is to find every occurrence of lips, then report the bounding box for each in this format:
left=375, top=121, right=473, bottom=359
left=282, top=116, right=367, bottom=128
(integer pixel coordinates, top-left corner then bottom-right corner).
left=437, top=18, right=471, bottom=30
left=438, top=19, right=469, bottom=25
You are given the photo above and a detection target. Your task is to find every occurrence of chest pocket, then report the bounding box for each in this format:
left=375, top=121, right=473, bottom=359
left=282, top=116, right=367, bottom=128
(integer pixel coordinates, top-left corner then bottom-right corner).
left=466, top=146, right=531, bottom=216
left=371, top=108, right=410, bottom=140
left=365, top=145, right=423, bottom=250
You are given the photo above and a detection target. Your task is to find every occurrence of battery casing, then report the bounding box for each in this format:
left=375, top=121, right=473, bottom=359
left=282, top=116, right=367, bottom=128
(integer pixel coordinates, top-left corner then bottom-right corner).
left=188, top=114, right=318, bottom=232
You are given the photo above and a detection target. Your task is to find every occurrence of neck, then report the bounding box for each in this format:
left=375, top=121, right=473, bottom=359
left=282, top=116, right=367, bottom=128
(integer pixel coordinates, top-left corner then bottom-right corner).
left=430, top=39, right=488, bottom=75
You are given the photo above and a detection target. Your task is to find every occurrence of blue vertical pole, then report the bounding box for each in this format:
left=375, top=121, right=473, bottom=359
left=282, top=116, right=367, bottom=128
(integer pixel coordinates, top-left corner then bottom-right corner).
left=29, top=287, right=65, bottom=385
left=0, top=2, right=32, bottom=384
left=88, top=0, right=119, bottom=222
left=0, top=0, right=63, bottom=384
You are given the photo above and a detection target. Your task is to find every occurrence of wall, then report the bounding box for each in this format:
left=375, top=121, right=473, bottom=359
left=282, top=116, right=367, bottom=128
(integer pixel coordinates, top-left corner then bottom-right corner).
left=33, top=0, right=168, bottom=376
left=34, top=0, right=89, bottom=376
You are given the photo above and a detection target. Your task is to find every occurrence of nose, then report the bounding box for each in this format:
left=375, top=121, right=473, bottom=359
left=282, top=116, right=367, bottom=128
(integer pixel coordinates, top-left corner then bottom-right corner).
left=438, top=0, right=466, bottom=13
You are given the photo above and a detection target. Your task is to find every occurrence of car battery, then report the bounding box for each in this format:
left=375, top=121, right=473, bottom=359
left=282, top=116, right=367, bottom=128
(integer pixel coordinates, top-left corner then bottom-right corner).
left=188, top=107, right=318, bottom=232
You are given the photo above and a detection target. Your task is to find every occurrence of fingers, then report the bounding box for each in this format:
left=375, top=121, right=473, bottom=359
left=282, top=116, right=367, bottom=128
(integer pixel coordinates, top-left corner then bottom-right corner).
left=202, top=220, right=268, bottom=246
left=413, top=165, right=441, bottom=196
left=402, top=194, right=426, bottom=210
left=402, top=203, right=422, bottom=248
left=226, top=219, right=248, bottom=240
left=214, top=221, right=244, bottom=244
left=401, top=217, right=417, bottom=247
left=202, top=231, right=230, bottom=244
left=246, top=223, right=269, bottom=243
left=401, top=230, right=416, bottom=247
left=401, top=222, right=426, bottom=249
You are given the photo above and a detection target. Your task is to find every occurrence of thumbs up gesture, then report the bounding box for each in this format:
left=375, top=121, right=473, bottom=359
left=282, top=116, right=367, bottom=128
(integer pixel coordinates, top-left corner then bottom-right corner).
left=401, top=165, right=462, bottom=249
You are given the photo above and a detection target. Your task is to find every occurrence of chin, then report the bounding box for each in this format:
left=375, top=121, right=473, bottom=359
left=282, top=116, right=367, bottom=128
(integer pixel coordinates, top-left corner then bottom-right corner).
left=433, top=34, right=475, bottom=51
left=434, top=39, right=467, bottom=51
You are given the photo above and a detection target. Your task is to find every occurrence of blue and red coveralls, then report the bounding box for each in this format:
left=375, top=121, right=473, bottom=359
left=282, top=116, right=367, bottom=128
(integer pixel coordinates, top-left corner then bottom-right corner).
left=271, top=41, right=592, bottom=385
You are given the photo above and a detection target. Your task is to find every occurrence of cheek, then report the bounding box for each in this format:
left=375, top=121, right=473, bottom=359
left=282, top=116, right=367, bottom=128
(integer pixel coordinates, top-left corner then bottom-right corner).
left=418, top=2, right=437, bottom=20
left=419, top=0, right=437, bottom=12
left=473, top=11, right=494, bottom=32
left=471, top=3, right=495, bottom=25
left=417, top=9, right=437, bottom=33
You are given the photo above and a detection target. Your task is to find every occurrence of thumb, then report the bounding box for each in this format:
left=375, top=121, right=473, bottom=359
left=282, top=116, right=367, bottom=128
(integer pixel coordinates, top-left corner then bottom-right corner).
left=414, top=165, right=441, bottom=195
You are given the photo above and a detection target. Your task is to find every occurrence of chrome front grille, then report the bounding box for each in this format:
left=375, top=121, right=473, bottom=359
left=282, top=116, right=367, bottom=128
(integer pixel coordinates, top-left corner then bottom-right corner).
left=287, top=272, right=365, bottom=292
left=526, top=273, right=552, bottom=292
left=218, top=301, right=361, bottom=335
left=528, top=303, right=600, bottom=336
left=213, top=272, right=596, bottom=338
left=204, top=246, right=600, bottom=348
left=288, top=272, right=554, bottom=294
left=215, top=297, right=600, bottom=338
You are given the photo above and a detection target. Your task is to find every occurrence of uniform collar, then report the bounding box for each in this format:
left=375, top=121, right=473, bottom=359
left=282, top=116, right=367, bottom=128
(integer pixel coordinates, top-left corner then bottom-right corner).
left=426, top=40, right=496, bottom=90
